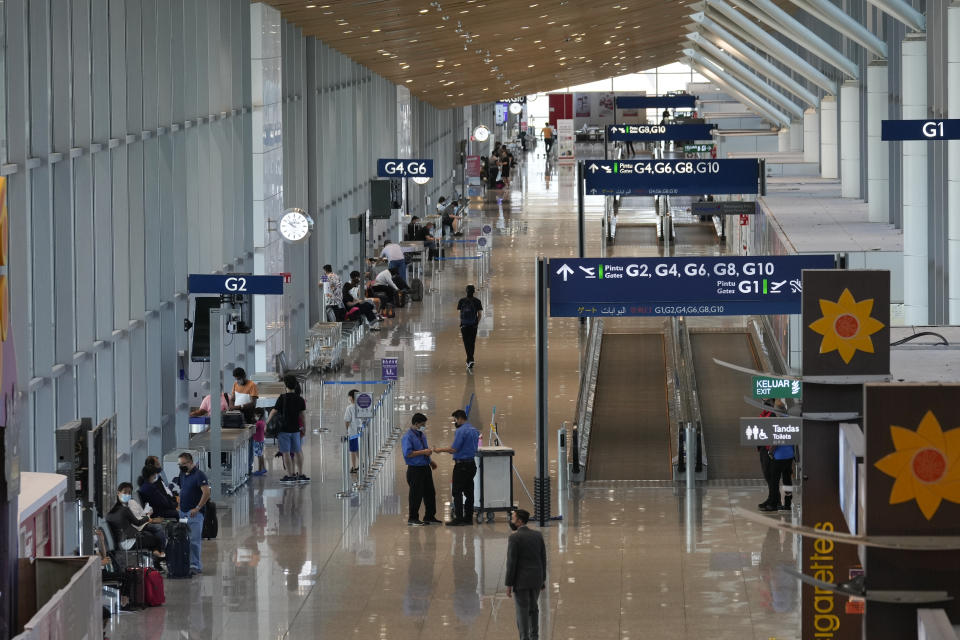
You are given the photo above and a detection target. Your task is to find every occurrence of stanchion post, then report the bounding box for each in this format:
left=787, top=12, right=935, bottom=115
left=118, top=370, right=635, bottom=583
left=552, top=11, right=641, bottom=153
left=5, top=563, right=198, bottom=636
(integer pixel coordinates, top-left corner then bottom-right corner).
left=337, top=437, right=352, bottom=497
left=684, top=422, right=695, bottom=490
left=534, top=257, right=551, bottom=526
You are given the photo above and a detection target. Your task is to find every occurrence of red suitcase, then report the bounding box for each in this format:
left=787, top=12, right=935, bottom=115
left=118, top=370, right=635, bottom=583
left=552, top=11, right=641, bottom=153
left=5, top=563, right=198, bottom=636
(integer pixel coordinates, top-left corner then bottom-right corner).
left=143, top=568, right=165, bottom=607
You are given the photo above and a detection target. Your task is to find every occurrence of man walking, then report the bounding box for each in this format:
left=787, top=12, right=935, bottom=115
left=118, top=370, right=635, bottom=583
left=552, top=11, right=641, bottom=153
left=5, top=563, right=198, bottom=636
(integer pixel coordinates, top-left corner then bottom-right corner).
left=402, top=413, right=441, bottom=526
left=456, top=285, right=483, bottom=369
left=434, top=409, right=479, bottom=526
left=505, top=509, right=547, bottom=640
left=176, top=452, right=211, bottom=576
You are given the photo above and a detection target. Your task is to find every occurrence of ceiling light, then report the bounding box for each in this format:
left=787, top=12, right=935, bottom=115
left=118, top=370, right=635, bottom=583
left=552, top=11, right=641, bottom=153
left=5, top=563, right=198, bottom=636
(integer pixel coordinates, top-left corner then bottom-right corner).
left=371, top=28, right=380, bottom=32
left=405, top=79, right=413, bottom=83
left=306, top=4, right=316, bottom=7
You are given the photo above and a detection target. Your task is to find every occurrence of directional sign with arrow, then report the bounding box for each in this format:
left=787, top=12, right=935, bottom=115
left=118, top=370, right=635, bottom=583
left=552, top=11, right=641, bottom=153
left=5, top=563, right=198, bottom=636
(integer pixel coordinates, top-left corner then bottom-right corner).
left=582, top=159, right=760, bottom=196
left=547, top=255, right=835, bottom=317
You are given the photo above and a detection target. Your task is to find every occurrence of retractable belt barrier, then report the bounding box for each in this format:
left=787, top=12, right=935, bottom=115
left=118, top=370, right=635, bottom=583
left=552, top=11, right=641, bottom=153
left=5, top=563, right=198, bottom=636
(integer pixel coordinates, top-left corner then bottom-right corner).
left=335, top=381, right=397, bottom=497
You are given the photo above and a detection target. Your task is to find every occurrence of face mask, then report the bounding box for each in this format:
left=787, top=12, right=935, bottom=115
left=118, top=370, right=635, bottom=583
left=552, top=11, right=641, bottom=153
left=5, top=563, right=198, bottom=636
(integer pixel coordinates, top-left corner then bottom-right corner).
left=417, top=425, right=426, bottom=432
left=149, top=476, right=158, bottom=485
left=120, top=494, right=132, bottom=504
left=508, top=520, right=519, bottom=531
left=179, top=464, right=189, bottom=473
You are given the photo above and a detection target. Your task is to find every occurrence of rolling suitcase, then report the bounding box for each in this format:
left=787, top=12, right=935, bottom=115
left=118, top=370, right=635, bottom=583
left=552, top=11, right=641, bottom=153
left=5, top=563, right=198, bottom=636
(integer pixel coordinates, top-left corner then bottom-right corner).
left=202, top=501, right=218, bottom=540
left=165, top=522, right=192, bottom=578
left=143, top=568, right=165, bottom=606
left=410, top=278, right=423, bottom=302
left=122, top=567, right=146, bottom=609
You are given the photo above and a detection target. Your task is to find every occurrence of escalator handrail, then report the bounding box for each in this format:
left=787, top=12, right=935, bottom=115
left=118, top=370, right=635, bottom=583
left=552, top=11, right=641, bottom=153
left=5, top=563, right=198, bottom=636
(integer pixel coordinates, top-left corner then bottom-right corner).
left=677, top=318, right=707, bottom=470
left=574, top=318, right=604, bottom=474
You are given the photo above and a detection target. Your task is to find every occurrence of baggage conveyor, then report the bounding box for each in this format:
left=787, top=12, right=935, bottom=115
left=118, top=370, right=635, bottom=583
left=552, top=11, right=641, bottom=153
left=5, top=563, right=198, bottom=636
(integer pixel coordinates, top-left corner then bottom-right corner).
left=585, top=331, right=674, bottom=480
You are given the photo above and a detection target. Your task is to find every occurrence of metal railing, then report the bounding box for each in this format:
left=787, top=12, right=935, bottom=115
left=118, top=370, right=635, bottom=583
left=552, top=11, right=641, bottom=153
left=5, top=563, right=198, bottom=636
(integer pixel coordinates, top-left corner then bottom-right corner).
left=334, top=381, right=398, bottom=497
left=572, top=317, right=604, bottom=481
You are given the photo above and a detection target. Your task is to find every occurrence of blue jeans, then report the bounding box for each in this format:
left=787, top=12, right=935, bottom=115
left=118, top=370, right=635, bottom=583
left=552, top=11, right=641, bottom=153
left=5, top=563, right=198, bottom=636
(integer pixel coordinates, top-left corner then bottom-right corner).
left=179, top=510, right=204, bottom=571
left=388, top=258, right=406, bottom=279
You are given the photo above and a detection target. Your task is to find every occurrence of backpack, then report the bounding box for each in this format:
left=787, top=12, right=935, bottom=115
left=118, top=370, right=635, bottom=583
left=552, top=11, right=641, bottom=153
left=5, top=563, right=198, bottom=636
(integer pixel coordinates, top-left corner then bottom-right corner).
left=459, top=298, right=480, bottom=326
left=409, top=278, right=423, bottom=302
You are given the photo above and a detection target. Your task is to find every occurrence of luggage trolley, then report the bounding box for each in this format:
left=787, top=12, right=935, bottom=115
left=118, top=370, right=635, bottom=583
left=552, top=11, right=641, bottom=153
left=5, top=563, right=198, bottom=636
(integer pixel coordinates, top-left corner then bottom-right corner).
left=473, top=446, right=514, bottom=523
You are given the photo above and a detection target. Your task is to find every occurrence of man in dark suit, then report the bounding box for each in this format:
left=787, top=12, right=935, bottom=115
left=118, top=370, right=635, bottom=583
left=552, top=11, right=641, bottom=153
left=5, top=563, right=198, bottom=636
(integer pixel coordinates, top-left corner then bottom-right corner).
left=505, top=509, right=547, bottom=640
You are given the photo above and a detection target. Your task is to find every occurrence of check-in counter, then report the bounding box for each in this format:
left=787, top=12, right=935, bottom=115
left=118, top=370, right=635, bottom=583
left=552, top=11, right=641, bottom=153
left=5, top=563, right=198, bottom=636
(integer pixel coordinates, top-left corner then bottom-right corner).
left=189, top=426, right=253, bottom=494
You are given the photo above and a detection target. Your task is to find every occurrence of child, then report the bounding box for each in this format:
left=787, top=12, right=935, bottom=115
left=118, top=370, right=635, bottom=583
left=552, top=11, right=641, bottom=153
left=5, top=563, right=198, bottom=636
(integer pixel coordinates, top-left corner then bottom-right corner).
left=252, top=408, right=267, bottom=476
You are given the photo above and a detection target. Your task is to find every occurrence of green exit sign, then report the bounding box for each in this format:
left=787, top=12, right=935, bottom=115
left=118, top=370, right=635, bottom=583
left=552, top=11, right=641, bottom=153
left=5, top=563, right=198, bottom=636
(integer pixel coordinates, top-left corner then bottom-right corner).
left=752, top=376, right=802, bottom=399
left=684, top=144, right=714, bottom=152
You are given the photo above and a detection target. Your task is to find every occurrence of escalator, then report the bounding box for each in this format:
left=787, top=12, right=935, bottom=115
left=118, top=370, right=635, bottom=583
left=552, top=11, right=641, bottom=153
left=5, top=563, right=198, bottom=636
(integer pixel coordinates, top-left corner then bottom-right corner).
left=689, top=332, right=763, bottom=480
left=586, top=332, right=673, bottom=480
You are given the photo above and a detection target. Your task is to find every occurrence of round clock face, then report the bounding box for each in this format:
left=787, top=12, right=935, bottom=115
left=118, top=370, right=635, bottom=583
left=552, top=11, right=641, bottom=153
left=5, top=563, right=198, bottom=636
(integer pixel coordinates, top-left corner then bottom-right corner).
left=279, top=208, right=312, bottom=242
left=509, top=102, right=523, bottom=115
left=473, top=125, right=491, bottom=142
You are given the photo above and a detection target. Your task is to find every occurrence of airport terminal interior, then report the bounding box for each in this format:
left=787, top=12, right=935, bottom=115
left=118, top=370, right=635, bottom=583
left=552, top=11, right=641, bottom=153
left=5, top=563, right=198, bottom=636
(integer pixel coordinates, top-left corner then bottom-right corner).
left=2, top=1, right=960, bottom=639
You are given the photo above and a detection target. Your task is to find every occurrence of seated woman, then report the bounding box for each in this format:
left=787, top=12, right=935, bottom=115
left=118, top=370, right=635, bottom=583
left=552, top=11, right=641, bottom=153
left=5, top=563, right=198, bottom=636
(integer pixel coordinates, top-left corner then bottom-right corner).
left=342, top=278, right=380, bottom=329
left=138, top=466, right=180, bottom=519
left=105, top=482, right=166, bottom=566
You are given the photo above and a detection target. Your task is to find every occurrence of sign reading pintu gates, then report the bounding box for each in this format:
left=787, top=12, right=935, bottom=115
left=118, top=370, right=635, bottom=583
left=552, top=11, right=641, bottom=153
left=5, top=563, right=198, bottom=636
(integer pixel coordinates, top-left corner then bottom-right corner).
left=188, top=274, right=284, bottom=295
left=582, top=159, right=760, bottom=196
left=607, top=124, right=716, bottom=142
left=377, top=159, right=434, bottom=178
left=615, top=94, right=697, bottom=109
left=881, top=119, right=960, bottom=141
left=547, top=255, right=835, bottom=317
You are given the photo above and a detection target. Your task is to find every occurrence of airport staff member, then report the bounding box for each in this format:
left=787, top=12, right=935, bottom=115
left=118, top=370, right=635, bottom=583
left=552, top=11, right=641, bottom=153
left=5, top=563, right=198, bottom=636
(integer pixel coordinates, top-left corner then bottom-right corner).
left=505, top=508, right=547, bottom=640
left=433, top=409, right=480, bottom=526
left=402, top=413, right=440, bottom=526
left=176, top=452, right=211, bottom=575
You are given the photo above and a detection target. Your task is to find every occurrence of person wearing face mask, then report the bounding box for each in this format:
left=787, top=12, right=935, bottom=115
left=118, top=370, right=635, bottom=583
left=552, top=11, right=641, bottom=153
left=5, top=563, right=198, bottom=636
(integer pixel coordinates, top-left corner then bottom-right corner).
left=138, top=465, right=179, bottom=519
left=176, top=452, right=211, bottom=575
left=401, top=413, right=440, bottom=526
left=505, top=509, right=547, bottom=640
left=433, top=409, right=480, bottom=526
left=105, top=482, right=167, bottom=563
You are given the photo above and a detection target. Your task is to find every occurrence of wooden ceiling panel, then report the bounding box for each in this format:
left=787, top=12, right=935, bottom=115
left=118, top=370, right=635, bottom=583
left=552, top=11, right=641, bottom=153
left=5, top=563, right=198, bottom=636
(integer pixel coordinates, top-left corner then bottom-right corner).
left=261, top=0, right=702, bottom=108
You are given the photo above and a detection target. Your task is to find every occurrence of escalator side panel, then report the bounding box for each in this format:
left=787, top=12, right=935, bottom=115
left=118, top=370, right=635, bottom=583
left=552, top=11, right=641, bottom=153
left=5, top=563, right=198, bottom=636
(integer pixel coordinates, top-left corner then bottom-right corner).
left=586, top=334, right=672, bottom=481
left=690, top=332, right=763, bottom=480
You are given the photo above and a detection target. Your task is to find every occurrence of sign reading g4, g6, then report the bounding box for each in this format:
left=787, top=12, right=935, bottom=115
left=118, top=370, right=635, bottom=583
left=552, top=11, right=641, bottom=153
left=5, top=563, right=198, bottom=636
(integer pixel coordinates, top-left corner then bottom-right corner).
left=188, top=274, right=284, bottom=295
left=377, top=159, right=434, bottom=178
left=881, top=119, right=960, bottom=141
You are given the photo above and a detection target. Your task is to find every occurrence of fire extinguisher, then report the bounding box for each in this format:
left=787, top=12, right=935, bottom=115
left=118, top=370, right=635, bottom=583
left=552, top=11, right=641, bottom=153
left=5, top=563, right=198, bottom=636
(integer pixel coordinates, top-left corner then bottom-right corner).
left=710, top=145, right=718, bottom=159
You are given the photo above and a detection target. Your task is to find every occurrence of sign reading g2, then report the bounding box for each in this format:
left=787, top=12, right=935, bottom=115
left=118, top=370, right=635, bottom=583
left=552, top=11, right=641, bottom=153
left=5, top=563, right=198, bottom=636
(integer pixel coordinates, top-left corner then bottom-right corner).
left=188, top=274, right=284, bottom=295
left=881, top=119, right=960, bottom=141
left=377, top=158, right=434, bottom=178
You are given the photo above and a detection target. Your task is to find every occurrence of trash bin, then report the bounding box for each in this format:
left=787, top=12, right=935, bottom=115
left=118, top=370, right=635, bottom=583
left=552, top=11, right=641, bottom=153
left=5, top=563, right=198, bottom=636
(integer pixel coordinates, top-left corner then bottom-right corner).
left=473, top=446, right=514, bottom=522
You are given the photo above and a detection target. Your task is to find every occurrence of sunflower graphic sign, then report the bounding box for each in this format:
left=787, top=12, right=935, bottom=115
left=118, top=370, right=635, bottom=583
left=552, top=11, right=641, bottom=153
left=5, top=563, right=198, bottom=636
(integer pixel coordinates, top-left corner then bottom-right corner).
left=866, top=384, right=960, bottom=534
left=802, top=270, right=890, bottom=377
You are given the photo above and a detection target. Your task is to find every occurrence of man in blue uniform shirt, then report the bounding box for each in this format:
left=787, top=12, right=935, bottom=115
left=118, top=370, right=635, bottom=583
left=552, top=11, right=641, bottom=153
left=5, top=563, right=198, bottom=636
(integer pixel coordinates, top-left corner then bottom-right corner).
left=402, top=413, right=440, bottom=526
left=434, top=409, right=480, bottom=526
left=176, top=451, right=211, bottom=575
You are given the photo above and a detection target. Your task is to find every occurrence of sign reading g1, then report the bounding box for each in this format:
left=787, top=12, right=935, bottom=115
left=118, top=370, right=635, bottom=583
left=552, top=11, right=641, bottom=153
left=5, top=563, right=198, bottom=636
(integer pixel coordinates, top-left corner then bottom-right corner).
left=881, top=119, right=960, bottom=141
left=377, top=159, right=434, bottom=178
left=188, top=274, right=284, bottom=295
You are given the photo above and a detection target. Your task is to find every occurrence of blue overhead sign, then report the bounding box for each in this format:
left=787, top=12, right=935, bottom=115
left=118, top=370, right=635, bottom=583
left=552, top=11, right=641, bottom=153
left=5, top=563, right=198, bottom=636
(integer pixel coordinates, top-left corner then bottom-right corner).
left=188, top=274, right=284, bottom=295
left=881, top=119, right=960, bottom=141
left=547, top=255, right=835, bottom=317
left=377, top=159, right=434, bottom=178
left=582, top=159, right=760, bottom=196
left=607, top=124, right=716, bottom=141
left=615, top=95, right=697, bottom=109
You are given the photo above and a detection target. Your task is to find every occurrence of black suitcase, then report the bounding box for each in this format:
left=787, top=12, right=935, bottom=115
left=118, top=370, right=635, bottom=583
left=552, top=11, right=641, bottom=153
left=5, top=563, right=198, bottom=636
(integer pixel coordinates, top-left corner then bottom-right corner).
left=202, top=501, right=218, bottom=539
left=122, top=567, right=146, bottom=609
left=409, top=278, right=423, bottom=302
left=222, top=410, right=244, bottom=428
left=165, top=522, right=192, bottom=578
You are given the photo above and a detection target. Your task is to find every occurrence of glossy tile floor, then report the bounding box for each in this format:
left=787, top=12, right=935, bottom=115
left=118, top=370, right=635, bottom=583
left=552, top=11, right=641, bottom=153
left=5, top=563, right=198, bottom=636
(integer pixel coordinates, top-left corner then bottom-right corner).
left=110, top=148, right=800, bottom=640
